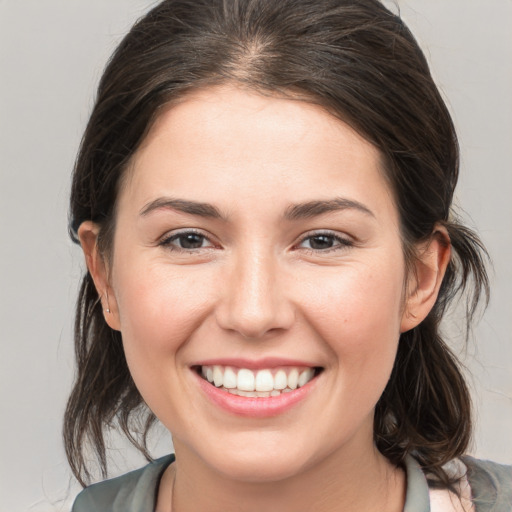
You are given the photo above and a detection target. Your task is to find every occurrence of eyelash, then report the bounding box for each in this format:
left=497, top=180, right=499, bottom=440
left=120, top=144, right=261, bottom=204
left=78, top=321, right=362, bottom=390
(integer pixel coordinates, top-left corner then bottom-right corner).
left=159, top=229, right=215, bottom=252
left=158, top=229, right=353, bottom=254
left=295, top=231, right=354, bottom=254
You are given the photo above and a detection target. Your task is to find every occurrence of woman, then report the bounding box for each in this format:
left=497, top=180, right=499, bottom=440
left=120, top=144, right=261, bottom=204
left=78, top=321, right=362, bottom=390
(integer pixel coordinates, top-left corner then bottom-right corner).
left=65, top=0, right=511, bottom=510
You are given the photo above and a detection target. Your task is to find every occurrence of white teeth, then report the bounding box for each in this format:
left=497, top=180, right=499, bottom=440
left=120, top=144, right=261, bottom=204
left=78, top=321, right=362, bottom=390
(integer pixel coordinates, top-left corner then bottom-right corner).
left=298, top=368, right=314, bottom=387
left=274, top=370, right=287, bottom=390
left=288, top=368, right=299, bottom=389
left=199, top=364, right=318, bottom=395
left=223, top=367, right=237, bottom=389
left=213, top=365, right=223, bottom=387
left=255, top=369, right=274, bottom=392
left=237, top=368, right=255, bottom=391
left=239, top=390, right=258, bottom=397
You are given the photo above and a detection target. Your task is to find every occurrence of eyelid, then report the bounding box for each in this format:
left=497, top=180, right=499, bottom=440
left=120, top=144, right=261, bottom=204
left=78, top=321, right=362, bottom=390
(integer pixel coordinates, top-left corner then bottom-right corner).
left=294, top=229, right=354, bottom=252
left=157, top=228, right=353, bottom=254
left=158, top=228, right=217, bottom=251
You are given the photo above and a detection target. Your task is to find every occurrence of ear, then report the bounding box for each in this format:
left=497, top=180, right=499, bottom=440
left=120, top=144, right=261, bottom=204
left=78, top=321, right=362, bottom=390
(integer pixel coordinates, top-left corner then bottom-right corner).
left=400, top=226, right=451, bottom=333
left=77, top=221, right=121, bottom=331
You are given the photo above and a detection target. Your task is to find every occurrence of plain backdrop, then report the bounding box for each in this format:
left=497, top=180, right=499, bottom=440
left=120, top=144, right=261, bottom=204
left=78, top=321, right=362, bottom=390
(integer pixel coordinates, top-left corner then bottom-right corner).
left=0, top=1, right=511, bottom=511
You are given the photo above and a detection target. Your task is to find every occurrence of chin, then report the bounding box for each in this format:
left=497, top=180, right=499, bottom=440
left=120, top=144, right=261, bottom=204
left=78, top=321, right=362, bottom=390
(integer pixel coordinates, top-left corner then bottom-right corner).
left=213, top=451, right=311, bottom=484
left=183, top=432, right=314, bottom=484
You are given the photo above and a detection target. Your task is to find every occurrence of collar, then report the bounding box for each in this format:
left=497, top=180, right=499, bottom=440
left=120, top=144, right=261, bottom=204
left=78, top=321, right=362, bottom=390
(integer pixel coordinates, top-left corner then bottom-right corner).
left=403, top=455, right=431, bottom=512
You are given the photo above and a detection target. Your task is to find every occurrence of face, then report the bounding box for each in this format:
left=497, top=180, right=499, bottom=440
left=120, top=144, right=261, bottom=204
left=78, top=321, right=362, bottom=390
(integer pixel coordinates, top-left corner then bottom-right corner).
left=86, top=85, right=434, bottom=483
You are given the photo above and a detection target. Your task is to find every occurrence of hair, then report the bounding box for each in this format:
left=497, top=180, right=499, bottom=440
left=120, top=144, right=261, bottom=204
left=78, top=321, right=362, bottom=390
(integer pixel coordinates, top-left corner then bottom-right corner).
left=65, top=0, right=489, bottom=489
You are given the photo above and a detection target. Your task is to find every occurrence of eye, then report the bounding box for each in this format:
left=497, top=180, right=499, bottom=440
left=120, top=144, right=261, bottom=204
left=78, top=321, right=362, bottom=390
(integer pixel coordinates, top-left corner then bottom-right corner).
left=160, top=230, right=214, bottom=251
left=297, top=232, right=353, bottom=252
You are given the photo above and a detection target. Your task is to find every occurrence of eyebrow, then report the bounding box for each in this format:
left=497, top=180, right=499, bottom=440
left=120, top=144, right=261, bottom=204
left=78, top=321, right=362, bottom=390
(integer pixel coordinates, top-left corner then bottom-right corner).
left=139, top=197, right=225, bottom=219
left=139, top=196, right=374, bottom=221
left=284, top=198, right=375, bottom=220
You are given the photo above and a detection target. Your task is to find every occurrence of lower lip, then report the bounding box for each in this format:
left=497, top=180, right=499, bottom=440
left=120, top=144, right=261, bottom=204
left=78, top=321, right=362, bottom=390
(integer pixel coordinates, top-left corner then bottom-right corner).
left=194, top=371, right=318, bottom=418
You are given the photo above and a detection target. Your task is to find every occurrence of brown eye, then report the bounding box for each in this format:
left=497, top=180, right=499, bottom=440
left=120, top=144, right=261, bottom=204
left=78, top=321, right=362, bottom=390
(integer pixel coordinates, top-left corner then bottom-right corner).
left=175, top=233, right=206, bottom=249
left=307, top=235, right=336, bottom=250
left=298, top=232, right=353, bottom=252
left=160, top=231, right=212, bottom=251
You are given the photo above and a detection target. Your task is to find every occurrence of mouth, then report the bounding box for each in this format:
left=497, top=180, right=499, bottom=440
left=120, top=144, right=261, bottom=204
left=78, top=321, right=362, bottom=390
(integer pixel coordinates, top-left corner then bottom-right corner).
left=193, top=364, right=323, bottom=398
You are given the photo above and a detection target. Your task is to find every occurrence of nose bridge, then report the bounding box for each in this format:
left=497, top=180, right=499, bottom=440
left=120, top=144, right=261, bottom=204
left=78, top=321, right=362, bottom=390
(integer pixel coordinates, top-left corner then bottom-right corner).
left=217, top=243, right=293, bottom=338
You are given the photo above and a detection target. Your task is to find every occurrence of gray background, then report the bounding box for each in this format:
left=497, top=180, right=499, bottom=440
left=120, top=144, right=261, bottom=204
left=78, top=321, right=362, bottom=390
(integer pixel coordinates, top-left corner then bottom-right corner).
left=1, top=1, right=511, bottom=510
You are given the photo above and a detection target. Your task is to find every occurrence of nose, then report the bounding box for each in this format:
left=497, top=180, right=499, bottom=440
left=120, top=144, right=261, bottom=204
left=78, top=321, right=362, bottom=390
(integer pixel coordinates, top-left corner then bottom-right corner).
left=215, top=248, right=295, bottom=339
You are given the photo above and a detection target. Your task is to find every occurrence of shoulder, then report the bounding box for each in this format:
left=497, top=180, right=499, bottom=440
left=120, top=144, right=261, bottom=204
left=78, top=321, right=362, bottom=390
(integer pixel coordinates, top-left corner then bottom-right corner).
left=462, top=456, right=512, bottom=511
left=71, top=454, right=175, bottom=512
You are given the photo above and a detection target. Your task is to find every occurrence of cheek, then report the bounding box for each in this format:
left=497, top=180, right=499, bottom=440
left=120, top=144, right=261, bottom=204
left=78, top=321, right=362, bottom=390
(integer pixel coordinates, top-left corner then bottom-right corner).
left=111, top=261, right=218, bottom=422
left=301, top=259, right=404, bottom=371
left=112, top=261, right=213, bottom=364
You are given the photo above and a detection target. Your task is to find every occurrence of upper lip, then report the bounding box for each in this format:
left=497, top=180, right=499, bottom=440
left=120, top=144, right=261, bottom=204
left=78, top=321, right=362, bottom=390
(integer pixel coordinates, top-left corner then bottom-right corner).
left=192, top=357, right=320, bottom=370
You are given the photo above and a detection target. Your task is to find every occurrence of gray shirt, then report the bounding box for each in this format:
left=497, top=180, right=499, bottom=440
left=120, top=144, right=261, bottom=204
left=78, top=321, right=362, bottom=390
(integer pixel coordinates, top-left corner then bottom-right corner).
left=72, top=454, right=512, bottom=512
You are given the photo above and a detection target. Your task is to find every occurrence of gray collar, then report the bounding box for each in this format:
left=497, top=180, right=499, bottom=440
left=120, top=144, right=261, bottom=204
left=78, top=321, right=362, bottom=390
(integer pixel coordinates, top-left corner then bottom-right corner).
left=403, top=455, right=430, bottom=512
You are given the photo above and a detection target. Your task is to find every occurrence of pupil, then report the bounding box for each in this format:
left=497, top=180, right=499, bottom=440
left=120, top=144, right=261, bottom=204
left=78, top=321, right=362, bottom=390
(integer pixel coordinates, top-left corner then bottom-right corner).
left=310, top=235, right=333, bottom=250
left=180, top=234, right=203, bottom=249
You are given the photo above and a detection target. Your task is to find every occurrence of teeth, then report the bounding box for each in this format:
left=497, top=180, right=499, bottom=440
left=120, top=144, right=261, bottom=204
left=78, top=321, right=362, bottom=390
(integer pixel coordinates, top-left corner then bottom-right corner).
left=255, top=369, right=274, bottom=392
left=288, top=368, right=299, bottom=390
left=298, top=368, right=315, bottom=387
left=274, top=370, right=287, bottom=390
left=237, top=368, right=255, bottom=391
left=213, top=365, right=223, bottom=387
left=223, top=367, right=237, bottom=389
left=200, top=364, right=317, bottom=395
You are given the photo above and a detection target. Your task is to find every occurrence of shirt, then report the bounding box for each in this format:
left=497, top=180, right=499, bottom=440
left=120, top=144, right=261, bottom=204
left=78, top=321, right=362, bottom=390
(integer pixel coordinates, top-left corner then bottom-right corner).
left=72, top=454, right=512, bottom=512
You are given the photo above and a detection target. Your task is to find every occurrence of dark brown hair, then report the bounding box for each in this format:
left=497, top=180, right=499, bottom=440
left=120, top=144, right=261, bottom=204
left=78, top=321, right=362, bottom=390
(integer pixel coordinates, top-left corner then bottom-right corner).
left=65, top=0, right=489, bottom=488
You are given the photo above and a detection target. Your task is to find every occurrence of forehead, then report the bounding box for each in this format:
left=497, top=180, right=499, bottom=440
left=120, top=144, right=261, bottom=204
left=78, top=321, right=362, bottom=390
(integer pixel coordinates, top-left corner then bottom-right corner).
left=120, top=85, right=397, bottom=222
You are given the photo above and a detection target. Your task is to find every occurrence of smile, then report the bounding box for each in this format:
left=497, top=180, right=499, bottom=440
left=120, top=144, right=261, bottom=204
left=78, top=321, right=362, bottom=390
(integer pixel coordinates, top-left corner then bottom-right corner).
left=197, top=365, right=321, bottom=398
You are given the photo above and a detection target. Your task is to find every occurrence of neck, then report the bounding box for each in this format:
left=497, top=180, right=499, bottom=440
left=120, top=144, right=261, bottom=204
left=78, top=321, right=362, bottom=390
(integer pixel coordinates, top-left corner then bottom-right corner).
left=160, top=438, right=405, bottom=512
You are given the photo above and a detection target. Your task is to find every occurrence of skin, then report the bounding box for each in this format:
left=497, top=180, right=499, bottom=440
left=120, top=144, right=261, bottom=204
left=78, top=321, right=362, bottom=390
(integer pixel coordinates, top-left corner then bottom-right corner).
left=79, top=85, right=450, bottom=512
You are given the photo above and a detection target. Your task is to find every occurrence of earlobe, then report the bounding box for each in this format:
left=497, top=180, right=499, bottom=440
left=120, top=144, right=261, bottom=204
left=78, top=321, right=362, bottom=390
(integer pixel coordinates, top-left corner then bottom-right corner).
left=400, top=226, right=451, bottom=333
left=77, top=221, right=121, bottom=331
